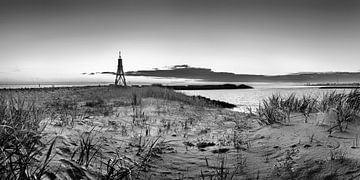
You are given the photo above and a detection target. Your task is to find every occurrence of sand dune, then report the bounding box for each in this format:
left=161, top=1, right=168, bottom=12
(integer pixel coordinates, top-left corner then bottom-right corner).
left=1, top=86, right=360, bottom=179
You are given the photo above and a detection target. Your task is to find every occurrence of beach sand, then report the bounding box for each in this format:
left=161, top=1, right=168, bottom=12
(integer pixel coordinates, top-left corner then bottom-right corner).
left=1, top=86, right=360, bottom=179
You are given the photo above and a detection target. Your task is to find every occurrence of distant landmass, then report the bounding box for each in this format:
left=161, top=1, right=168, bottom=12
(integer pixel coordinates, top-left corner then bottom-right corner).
left=140, top=83, right=253, bottom=90
left=83, top=65, right=360, bottom=83
left=125, top=65, right=360, bottom=83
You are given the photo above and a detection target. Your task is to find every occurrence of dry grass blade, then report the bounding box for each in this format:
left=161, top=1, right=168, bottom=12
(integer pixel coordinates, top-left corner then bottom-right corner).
left=0, top=96, right=49, bottom=180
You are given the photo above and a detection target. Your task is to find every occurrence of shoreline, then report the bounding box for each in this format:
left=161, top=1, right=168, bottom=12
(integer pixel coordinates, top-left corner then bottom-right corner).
left=319, top=86, right=360, bottom=89
left=305, top=83, right=360, bottom=89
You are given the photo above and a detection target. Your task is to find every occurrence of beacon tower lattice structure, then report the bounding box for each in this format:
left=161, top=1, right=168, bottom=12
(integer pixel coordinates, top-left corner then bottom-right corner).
left=115, top=51, right=127, bottom=86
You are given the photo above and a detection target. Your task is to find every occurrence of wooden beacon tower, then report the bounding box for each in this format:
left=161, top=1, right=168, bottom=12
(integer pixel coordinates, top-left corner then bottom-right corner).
left=115, top=51, right=127, bottom=86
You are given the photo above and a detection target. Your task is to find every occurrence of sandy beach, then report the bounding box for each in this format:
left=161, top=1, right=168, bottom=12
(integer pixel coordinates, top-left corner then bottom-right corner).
left=1, top=86, right=360, bottom=179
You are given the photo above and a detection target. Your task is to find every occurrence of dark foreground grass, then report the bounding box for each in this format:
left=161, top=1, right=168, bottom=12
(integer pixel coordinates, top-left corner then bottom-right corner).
left=0, top=96, right=51, bottom=179
left=258, top=89, right=360, bottom=132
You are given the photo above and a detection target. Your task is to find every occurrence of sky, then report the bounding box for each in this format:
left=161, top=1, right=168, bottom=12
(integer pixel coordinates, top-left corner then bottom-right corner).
left=1, top=0, right=360, bottom=83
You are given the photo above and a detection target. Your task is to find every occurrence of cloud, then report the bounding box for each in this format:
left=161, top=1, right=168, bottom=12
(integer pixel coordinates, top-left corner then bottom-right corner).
left=81, top=71, right=117, bottom=76
left=171, top=65, right=190, bottom=70
left=101, top=72, right=116, bottom=75
left=125, top=64, right=360, bottom=83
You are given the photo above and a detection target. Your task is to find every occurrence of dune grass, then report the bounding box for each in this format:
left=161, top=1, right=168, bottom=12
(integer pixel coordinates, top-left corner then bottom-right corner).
left=0, top=86, right=230, bottom=179
left=258, top=89, right=360, bottom=128
left=2, top=85, right=360, bottom=179
left=0, top=96, right=52, bottom=179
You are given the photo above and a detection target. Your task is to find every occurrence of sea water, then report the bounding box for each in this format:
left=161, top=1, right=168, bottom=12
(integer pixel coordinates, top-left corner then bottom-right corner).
left=180, top=83, right=350, bottom=112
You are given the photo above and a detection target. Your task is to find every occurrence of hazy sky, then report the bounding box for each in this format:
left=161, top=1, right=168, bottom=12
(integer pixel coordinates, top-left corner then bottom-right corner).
left=1, top=0, right=360, bottom=82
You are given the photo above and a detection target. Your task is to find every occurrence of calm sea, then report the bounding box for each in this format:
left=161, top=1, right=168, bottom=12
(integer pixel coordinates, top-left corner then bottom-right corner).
left=180, top=83, right=350, bottom=112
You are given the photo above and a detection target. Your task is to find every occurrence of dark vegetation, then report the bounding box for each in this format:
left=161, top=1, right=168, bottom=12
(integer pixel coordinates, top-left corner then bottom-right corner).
left=258, top=89, right=360, bottom=133
left=0, top=96, right=53, bottom=179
